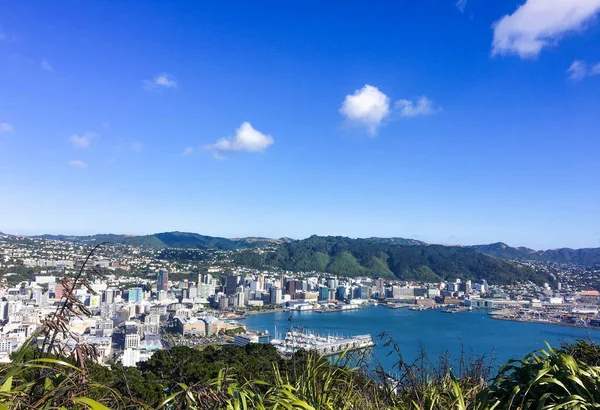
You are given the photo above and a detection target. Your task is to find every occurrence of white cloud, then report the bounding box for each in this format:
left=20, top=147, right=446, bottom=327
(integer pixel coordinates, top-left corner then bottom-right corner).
left=339, top=85, right=391, bottom=135
left=143, top=73, right=178, bottom=90
left=395, top=96, right=437, bottom=117
left=0, top=122, right=14, bottom=133
left=68, top=160, right=87, bottom=168
left=567, top=59, right=600, bottom=80
left=70, top=132, right=97, bottom=148
left=0, top=33, right=5, bottom=41
left=207, top=122, right=274, bottom=157
left=567, top=60, right=588, bottom=80
left=456, top=0, right=467, bottom=13
left=102, top=122, right=110, bottom=129
left=182, top=146, right=195, bottom=156
left=41, top=60, right=53, bottom=71
left=492, top=0, right=600, bottom=58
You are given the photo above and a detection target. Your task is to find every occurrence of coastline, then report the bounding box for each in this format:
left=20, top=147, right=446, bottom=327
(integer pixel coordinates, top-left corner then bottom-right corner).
left=490, top=315, right=600, bottom=331
left=243, top=308, right=285, bottom=317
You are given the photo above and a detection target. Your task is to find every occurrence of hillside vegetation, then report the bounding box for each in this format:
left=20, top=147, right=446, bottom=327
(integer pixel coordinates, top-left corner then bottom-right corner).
left=234, top=235, right=548, bottom=284
left=37, top=231, right=289, bottom=250
left=469, top=242, right=600, bottom=267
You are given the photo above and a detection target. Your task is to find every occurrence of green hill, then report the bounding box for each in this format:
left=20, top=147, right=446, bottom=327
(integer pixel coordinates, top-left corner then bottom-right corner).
left=469, top=242, right=600, bottom=266
left=234, top=235, right=547, bottom=284
left=36, top=231, right=289, bottom=250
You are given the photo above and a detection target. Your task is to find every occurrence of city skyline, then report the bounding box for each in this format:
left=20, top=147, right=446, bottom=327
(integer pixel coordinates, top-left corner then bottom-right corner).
left=1, top=1, right=600, bottom=249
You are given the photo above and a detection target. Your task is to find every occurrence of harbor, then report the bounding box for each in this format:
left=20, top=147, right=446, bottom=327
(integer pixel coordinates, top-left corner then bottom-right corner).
left=244, top=305, right=600, bottom=370
left=315, top=304, right=362, bottom=313
left=270, top=328, right=375, bottom=357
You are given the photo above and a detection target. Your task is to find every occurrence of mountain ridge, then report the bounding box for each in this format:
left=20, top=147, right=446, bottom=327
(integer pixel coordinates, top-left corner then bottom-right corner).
left=233, top=235, right=548, bottom=284
left=3, top=230, right=599, bottom=266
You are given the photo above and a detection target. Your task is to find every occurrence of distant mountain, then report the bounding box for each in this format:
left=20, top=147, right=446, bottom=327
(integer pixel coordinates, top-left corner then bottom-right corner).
left=468, top=242, right=600, bottom=267
left=234, top=235, right=547, bottom=284
left=19, top=231, right=600, bottom=267
left=35, top=231, right=290, bottom=250
left=365, top=237, right=428, bottom=246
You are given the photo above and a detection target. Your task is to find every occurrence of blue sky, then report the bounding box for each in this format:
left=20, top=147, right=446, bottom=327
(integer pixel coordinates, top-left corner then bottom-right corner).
left=1, top=0, right=600, bottom=249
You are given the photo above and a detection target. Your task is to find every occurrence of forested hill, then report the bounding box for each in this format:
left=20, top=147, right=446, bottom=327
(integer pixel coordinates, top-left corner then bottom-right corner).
left=468, top=242, right=600, bottom=267
left=234, top=235, right=548, bottom=284
left=35, top=231, right=290, bottom=250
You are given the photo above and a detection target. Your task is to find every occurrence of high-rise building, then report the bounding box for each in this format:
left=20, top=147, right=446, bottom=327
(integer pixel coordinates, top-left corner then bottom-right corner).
left=235, top=292, right=245, bottom=307
left=199, top=273, right=212, bottom=285
left=225, top=275, right=238, bottom=296
left=219, top=295, right=229, bottom=310
left=270, top=287, right=282, bottom=305
left=376, top=278, right=385, bottom=296
left=157, top=269, right=169, bottom=292
left=318, top=286, right=329, bottom=301
left=280, top=275, right=287, bottom=290
left=125, top=333, right=140, bottom=349
left=286, top=280, right=300, bottom=299
left=103, top=288, right=116, bottom=304
left=128, top=287, right=143, bottom=303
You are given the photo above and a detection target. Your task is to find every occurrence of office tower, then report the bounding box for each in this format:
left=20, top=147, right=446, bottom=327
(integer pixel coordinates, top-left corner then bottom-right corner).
left=157, top=269, right=169, bottom=292
left=270, top=287, right=282, bottom=305
left=128, top=287, right=143, bottom=303
left=225, top=275, right=238, bottom=296
left=103, top=288, right=116, bottom=304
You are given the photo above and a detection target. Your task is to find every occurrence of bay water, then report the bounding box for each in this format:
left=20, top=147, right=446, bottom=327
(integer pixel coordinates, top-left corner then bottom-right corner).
left=243, top=306, right=600, bottom=373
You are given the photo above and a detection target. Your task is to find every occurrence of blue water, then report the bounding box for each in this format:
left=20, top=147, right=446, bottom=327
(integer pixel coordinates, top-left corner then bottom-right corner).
left=243, top=306, right=600, bottom=372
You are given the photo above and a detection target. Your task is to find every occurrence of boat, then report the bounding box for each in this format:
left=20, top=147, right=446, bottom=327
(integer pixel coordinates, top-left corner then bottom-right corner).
left=270, top=329, right=375, bottom=357
left=314, top=304, right=361, bottom=313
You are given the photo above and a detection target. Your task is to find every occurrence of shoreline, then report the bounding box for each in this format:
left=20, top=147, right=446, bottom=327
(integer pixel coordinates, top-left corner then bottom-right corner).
left=490, top=315, right=600, bottom=331
left=242, top=308, right=285, bottom=317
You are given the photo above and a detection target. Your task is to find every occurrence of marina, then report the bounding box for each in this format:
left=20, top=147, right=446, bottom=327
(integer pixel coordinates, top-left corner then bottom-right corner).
left=270, top=329, right=375, bottom=357
left=315, top=304, right=363, bottom=313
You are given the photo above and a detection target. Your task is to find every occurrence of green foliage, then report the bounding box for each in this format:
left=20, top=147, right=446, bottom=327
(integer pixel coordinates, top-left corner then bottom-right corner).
left=469, top=242, right=600, bottom=267
left=3, top=341, right=600, bottom=409
left=560, top=339, right=600, bottom=366
left=235, top=236, right=548, bottom=284
left=37, top=231, right=286, bottom=250
left=478, top=343, right=600, bottom=409
left=327, top=252, right=364, bottom=277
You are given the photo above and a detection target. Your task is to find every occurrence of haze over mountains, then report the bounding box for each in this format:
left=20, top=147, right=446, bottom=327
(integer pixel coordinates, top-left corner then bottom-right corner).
left=2, top=231, right=596, bottom=267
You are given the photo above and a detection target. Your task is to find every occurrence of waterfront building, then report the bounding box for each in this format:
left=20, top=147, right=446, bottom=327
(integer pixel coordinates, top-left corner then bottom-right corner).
left=336, top=286, right=348, bottom=300
left=359, top=285, right=371, bottom=299
left=175, top=317, right=206, bottom=337
left=328, top=288, right=336, bottom=300
left=270, top=287, right=282, bottom=305
left=318, top=286, right=329, bottom=301
left=234, top=331, right=270, bottom=346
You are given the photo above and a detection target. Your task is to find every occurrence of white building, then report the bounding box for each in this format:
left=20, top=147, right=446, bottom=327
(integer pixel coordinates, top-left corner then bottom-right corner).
left=122, top=348, right=140, bottom=367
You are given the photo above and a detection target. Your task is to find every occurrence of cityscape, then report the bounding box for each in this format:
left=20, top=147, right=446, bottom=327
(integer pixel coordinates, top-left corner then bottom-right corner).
left=1, top=231, right=599, bottom=367
left=2, top=0, right=600, bottom=407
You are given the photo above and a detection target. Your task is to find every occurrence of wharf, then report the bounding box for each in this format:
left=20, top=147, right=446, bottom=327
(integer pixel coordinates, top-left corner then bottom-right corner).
left=271, top=330, right=375, bottom=357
